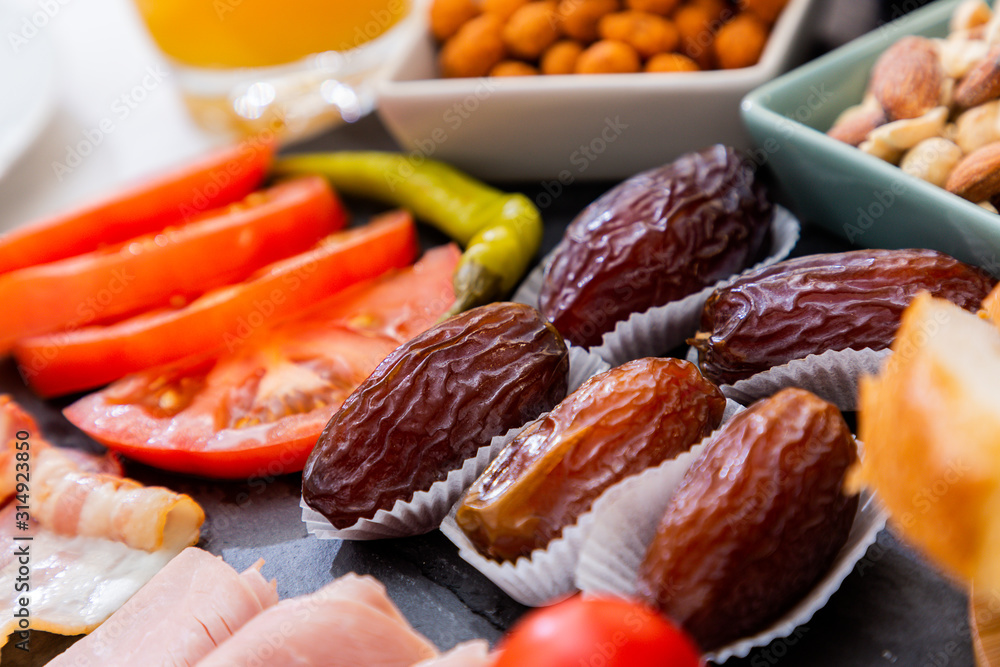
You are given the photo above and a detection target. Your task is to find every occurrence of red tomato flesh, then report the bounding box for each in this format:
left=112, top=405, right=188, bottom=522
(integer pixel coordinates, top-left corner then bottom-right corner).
left=15, top=210, right=418, bottom=397
left=494, top=596, right=703, bottom=667
left=0, top=176, right=345, bottom=353
left=63, top=244, right=460, bottom=479
left=0, top=140, right=273, bottom=274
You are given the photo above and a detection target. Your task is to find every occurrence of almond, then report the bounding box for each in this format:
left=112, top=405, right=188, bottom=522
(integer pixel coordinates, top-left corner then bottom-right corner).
left=955, top=45, right=1000, bottom=108
left=946, top=142, right=1000, bottom=201
left=827, top=104, right=886, bottom=146
left=870, top=36, right=945, bottom=121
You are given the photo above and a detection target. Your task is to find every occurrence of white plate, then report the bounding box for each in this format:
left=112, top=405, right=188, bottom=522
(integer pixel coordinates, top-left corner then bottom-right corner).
left=0, top=10, right=56, bottom=182
left=376, top=0, right=818, bottom=182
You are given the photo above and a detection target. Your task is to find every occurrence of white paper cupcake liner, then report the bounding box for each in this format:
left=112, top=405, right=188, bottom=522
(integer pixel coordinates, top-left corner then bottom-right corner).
left=685, top=346, right=893, bottom=412
left=513, top=206, right=800, bottom=367
left=574, top=433, right=886, bottom=664
left=301, top=345, right=610, bottom=541
left=438, top=399, right=744, bottom=607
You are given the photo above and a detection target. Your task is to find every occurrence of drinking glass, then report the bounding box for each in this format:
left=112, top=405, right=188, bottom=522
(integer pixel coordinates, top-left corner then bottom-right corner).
left=133, top=0, right=416, bottom=139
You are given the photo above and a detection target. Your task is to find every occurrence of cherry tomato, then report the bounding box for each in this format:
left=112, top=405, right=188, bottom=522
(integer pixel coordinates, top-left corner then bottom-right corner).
left=63, top=244, right=460, bottom=479
left=0, top=140, right=273, bottom=274
left=15, top=210, right=418, bottom=397
left=494, top=596, right=703, bottom=667
left=0, top=176, right=345, bottom=352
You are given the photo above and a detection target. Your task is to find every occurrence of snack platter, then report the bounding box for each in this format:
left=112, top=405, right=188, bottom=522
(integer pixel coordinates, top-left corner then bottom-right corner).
left=3, top=0, right=998, bottom=664
left=0, top=115, right=980, bottom=665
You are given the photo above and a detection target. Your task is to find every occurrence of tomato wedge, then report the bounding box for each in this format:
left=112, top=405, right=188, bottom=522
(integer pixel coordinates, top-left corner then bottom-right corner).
left=0, top=176, right=345, bottom=353
left=15, top=211, right=419, bottom=397
left=64, top=244, right=460, bottom=479
left=0, top=140, right=273, bottom=274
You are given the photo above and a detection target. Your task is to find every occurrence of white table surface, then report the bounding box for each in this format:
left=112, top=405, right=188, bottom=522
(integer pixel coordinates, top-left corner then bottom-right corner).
left=0, top=0, right=223, bottom=234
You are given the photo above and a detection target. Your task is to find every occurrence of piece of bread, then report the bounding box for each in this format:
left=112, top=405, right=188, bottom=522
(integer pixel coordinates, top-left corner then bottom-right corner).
left=983, top=282, right=1000, bottom=329
left=854, top=292, right=1000, bottom=590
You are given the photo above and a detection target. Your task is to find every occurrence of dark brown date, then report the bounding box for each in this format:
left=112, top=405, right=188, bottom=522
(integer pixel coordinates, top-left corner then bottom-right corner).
left=539, top=145, right=773, bottom=348
left=302, top=302, right=569, bottom=529
left=456, top=357, right=726, bottom=562
left=691, top=248, right=997, bottom=385
left=636, top=388, right=859, bottom=650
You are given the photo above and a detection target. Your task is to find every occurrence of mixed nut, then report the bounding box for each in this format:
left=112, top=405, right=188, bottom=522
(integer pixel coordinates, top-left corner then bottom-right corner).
left=828, top=0, right=1000, bottom=211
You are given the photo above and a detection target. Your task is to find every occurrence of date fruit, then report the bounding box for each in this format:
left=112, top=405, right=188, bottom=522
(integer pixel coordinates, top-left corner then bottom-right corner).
left=636, top=388, right=859, bottom=650
left=539, top=145, right=773, bottom=348
left=456, top=357, right=726, bottom=562
left=302, top=302, right=569, bottom=529
left=691, top=248, right=996, bottom=385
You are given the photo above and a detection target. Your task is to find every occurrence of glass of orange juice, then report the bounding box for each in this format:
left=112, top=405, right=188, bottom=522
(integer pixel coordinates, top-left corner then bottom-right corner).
left=133, top=0, right=414, bottom=139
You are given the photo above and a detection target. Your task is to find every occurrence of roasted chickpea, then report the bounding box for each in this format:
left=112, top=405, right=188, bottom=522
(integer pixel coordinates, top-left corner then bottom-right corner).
left=575, top=39, right=641, bottom=73
left=429, top=0, right=481, bottom=41
left=623, top=0, right=678, bottom=17
left=503, top=2, right=561, bottom=59
left=690, top=0, right=731, bottom=24
left=598, top=11, right=678, bottom=58
left=557, top=0, right=620, bottom=42
left=439, top=14, right=508, bottom=78
left=490, top=60, right=542, bottom=75
left=483, top=0, right=531, bottom=21
left=644, top=51, right=700, bottom=71
left=673, top=3, right=716, bottom=68
left=541, top=39, right=586, bottom=74
left=714, top=13, right=768, bottom=69
left=738, top=0, right=789, bottom=23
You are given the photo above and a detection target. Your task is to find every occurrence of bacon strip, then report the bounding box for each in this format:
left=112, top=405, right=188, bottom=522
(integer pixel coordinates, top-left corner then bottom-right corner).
left=0, top=395, right=206, bottom=651
left=0, top=394, right=202, bottom=552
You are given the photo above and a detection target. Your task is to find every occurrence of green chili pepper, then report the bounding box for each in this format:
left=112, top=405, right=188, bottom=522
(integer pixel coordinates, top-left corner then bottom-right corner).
left=272, top=152, right=542, bottom=318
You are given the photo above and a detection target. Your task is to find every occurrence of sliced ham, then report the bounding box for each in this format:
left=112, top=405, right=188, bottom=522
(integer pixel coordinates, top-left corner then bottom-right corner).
left=413, top=641, right=493, bottom=666
left=196, top=574, right=438, bottom=667
left=49, top=547, right=278, bottom=667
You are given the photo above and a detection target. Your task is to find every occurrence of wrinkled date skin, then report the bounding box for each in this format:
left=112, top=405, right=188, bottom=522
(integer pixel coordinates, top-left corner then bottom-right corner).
left=636, top=388, right=859, bottom=651
left=302, top=302, right=569, bottom=529
left=539, top=144, right=773, bottom=348
left=692, top=248, right=997, bottom=385
left=457, top=357, right=726, bottom=562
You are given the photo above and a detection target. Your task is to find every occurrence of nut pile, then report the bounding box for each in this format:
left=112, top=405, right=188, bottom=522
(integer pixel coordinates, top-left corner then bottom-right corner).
left=828, top=0, right=1000, bottom=212
left=429, top=0, right=791, bottom=77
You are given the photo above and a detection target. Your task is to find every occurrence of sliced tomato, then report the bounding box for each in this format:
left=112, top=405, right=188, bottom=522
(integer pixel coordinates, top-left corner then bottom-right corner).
left=63, top=244, right=460, bottom=479
left=0, top=176, right=345, bottom=353
left=0, top=140, right=273, bottom=274
left=15, top=211, right=419, bottom=397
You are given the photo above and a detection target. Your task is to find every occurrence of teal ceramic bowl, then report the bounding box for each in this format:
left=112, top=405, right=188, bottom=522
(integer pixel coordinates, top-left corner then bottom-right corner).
left=741, top=0, right=1000, bottom=273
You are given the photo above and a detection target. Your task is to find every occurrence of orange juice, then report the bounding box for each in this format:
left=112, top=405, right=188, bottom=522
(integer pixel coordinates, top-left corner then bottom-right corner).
left=135, top=0, right=409, bottom=69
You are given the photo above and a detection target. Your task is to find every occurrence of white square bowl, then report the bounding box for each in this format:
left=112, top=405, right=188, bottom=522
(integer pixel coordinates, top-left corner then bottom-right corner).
left=375, top=0, right=818, bottom=182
